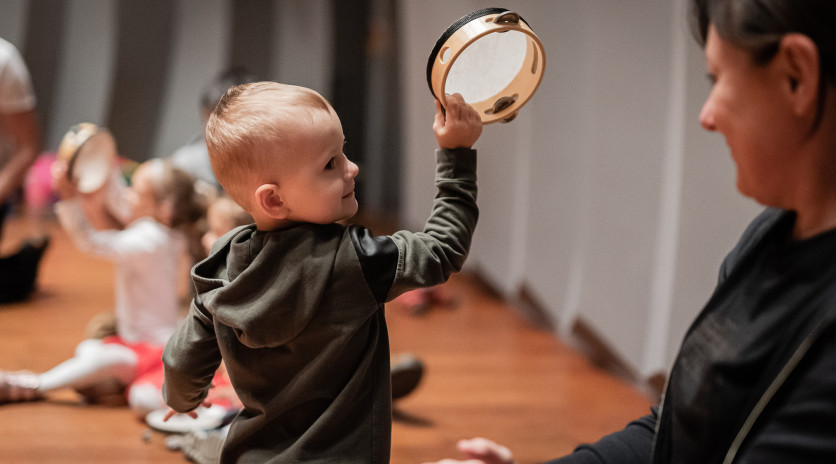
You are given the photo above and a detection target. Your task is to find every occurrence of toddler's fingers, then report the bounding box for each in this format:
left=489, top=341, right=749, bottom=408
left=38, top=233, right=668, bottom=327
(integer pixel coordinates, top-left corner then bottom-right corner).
left=434, top=99, right=446, bottom=128
left=465, top=101, right=481, bottom=124
left=445, top=94, right=461, bottom=121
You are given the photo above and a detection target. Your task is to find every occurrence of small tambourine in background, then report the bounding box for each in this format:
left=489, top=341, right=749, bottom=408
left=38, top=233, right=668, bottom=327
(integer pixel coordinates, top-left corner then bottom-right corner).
left=427, top=8, right=545, bottom=124
left=57, top=123, right=117, bottom=193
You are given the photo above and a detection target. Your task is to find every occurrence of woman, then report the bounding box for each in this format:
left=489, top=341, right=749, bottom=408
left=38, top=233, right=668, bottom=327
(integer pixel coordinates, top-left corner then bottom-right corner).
left=426, top=0, right=836, bottom=463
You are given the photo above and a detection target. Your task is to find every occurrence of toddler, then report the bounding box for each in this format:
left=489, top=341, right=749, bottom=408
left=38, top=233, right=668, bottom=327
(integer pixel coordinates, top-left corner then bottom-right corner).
left=162, top=82, right=481, bottom=463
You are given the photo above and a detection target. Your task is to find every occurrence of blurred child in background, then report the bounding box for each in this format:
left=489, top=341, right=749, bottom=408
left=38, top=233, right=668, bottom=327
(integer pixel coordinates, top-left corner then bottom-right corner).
left=0, top=158, right=205, bottom=418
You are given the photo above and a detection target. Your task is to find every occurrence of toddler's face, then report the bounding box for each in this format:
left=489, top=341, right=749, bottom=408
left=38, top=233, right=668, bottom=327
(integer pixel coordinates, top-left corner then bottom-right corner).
left=278, top=108, right=360, bottom=224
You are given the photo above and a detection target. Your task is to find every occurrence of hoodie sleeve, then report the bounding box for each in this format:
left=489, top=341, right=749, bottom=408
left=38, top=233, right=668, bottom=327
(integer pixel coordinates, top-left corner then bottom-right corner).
left=384, top=147, right=478, bottom=301
left=162, top=295, right=223, bottom=413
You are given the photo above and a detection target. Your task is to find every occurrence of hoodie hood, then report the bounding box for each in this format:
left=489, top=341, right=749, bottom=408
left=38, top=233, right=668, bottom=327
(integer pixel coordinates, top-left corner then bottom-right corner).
left=192, top=223, right=348, bottom=348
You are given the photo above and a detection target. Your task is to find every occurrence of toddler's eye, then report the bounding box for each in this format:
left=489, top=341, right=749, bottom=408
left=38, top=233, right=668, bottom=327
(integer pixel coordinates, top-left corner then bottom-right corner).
left=325, top=158, right=336, bottom=170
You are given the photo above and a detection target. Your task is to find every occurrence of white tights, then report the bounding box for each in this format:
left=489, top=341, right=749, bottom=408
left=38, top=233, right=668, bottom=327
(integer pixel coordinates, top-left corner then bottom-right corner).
left=36, top=338, right=166, bottom=417
left=38, top=339, right=136, bottom=392
left=128, top=381, right=166, bottom=418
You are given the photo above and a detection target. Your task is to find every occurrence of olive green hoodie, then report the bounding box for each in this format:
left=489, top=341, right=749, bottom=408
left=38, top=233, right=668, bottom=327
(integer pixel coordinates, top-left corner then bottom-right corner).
left=163, top=148, right=478, bottom=463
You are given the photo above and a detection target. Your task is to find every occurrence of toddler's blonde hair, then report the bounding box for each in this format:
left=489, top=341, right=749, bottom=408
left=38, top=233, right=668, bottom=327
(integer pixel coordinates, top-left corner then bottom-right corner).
left=205, top=81, right=332, bottom=211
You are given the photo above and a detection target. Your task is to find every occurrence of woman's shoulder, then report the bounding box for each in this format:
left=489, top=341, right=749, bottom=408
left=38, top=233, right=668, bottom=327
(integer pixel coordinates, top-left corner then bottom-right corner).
left=718, top=208, right=792, bottom=282
left=742, top=208, right=789, bottom=237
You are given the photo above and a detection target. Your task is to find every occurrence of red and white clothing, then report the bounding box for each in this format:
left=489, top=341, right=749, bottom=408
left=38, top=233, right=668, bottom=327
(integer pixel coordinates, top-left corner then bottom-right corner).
left=38, top=199, right=189, bottom=414
left=56, top=198, right=185, bottom=345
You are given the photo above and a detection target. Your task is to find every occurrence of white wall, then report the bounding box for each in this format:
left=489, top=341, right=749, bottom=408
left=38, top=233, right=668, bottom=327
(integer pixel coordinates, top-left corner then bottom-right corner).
left=152, top=0, right=229, bottom=159
left=271, top=0, right=333, bottom=98
left=47, top=0, right=117, bottom=149
left=398, top=0, right=761, bottom=378
left=144, top=0, right=334, bottom=159
left=2, top=0, right=334, bottom=156
left=0, top=0, right=28, bottom=46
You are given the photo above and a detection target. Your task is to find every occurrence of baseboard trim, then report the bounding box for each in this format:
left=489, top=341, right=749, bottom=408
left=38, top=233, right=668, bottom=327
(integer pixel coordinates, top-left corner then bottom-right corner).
left=570, top=317, right=637, bottom=382
left=465, top=267, right=556, bottom=332
left=514, top=282, right=557, bottom=331
left=571, top=318, right=665, bottom=401
left=467, top=268, right=665, bottom=401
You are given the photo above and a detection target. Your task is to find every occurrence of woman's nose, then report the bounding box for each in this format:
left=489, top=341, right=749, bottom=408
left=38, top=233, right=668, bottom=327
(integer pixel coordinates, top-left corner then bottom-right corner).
left=700, top=99, right=716, bottom=131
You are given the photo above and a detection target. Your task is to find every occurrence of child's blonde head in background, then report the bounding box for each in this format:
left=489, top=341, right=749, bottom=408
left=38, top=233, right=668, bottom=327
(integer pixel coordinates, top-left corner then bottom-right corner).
left=202, top=195, right=253, bottom=254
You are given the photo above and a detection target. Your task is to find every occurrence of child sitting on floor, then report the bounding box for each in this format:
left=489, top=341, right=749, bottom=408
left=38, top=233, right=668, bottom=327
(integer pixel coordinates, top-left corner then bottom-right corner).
left=0, top=158, right=205, bottom=417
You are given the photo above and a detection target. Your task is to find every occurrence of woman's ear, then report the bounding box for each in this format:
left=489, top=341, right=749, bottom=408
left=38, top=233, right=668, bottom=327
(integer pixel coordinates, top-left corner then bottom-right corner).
left=254, top=184, right=290, bottom=220
left=778, top=33, right=820, bottom=117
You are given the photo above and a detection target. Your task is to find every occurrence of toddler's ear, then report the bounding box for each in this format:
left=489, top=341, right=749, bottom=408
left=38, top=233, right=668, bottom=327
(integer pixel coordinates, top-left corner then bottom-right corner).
left=254, top=184, right=289, bottom=220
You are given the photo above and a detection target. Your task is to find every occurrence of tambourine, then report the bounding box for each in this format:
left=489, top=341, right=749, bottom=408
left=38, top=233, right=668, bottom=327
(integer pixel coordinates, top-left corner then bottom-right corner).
left=57, top=123, right=117, bottom=193
left=427, top=8, right=545, bottom=124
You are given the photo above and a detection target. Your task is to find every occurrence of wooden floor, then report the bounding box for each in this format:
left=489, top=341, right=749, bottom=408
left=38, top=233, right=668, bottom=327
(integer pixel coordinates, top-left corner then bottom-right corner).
left=0, top=215, right=652, bottom=464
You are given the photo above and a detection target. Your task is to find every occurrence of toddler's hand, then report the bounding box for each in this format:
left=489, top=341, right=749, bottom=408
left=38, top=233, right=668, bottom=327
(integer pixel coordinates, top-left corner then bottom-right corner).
left=162, top=407, right=184, bottom=422
left=162, top=400, right=212, bottom=422
left=433, top=94, right=482, bottom=149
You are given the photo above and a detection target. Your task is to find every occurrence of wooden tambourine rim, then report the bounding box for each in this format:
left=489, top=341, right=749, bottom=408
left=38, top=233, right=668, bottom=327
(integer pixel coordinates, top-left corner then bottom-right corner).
left=57, top=123, right=116, bottom=193
left=427, top=8, right=545, bottom=124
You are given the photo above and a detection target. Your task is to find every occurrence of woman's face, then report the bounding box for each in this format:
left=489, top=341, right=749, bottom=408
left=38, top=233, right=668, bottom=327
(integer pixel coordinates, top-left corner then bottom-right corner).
left=699, top=26, right=802, bottom=207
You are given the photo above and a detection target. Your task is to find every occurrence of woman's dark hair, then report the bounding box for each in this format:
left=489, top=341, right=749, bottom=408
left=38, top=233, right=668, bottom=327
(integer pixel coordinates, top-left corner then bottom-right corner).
left=690, top=0, right=836, bottom=78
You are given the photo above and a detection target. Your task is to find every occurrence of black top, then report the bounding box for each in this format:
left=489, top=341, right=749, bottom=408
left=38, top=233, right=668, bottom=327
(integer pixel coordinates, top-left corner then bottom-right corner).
left=548, top=208, right=836, bottom=464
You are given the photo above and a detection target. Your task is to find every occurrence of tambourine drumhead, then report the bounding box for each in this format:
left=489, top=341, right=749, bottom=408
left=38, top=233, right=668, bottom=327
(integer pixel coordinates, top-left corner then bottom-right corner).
left=57, top=123, right=117, bottom=193
left=427, top=8, right=545, bottom=124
